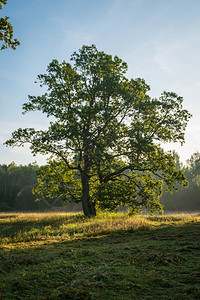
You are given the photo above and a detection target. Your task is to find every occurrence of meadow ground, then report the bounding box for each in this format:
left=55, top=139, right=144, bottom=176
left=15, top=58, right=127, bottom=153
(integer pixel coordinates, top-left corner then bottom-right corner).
left=0, top=212, right=200, bottom=299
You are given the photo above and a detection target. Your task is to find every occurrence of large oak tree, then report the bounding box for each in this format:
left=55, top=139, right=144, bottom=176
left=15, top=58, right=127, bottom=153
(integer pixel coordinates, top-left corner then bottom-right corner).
left=6, top=45, right=191, bottom=216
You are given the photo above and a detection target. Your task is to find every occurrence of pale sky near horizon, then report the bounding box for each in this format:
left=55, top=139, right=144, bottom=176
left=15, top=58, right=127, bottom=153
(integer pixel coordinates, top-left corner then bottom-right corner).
left=0, top=0, right=200, bottom=166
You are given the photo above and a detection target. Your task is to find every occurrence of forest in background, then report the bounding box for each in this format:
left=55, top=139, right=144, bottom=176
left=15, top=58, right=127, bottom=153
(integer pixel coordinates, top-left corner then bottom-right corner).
left=0, top=151, right=200, bottom=213
left=0, top=162, right=81, bottom=212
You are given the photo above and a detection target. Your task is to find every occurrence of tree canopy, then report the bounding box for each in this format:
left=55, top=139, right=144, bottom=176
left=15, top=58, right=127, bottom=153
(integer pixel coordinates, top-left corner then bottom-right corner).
left=0, top=0, right=20, bottom=50
left=6, top=45, right=191, bottom=217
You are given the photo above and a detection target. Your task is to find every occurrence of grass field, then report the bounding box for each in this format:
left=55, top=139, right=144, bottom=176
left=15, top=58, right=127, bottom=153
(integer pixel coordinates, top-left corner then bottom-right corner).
left=0, top=212, right=200, bottom=299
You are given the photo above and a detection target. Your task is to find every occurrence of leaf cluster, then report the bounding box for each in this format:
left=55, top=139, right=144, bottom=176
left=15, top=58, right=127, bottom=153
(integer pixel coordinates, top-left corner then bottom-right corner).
left=0, top=0, right=20, bottom=50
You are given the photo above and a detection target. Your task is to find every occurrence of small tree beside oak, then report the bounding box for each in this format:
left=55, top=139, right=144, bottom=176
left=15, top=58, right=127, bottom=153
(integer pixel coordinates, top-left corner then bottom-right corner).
left=6, top=45, right=191, bottom=217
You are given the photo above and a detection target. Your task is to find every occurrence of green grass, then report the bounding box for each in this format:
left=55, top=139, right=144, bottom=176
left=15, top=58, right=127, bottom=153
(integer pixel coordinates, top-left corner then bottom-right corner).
left=0, top=212, right=200, bottom=299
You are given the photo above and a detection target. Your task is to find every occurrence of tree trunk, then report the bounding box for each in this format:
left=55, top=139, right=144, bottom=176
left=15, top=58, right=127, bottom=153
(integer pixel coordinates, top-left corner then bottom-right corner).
left=81, top=173, right=96, bottom=217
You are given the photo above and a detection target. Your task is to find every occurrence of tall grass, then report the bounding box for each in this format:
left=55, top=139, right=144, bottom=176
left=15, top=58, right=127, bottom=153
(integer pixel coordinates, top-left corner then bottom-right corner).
left=0, top=212, right=199, bottom=247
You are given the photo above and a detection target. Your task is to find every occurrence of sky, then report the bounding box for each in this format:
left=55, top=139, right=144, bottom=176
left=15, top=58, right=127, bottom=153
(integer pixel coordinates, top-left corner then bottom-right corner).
left=0, top=0, right=200, bottom=166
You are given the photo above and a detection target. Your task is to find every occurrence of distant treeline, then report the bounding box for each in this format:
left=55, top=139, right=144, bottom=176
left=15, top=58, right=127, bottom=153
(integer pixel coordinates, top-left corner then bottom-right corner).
left=0, top=163, right=40, bottom=211
left=161, top=152, right=200, bottom=212
left=0, top=162, right=81, bottom=212
left=0, top=152, right=200, bottom=212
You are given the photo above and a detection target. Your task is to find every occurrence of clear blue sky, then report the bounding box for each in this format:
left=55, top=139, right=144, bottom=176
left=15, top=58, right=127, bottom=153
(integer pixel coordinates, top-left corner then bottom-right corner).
left=0, top=0, right=200, bottom=165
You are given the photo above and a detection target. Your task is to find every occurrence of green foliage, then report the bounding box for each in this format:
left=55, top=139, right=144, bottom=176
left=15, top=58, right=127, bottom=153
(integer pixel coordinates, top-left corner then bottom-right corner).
left=94, top=173, right=164, bottom=215
left=0, top=0, right=20, bottom=50
left=6, top=45, right=191, bottom=216
left=33, top=159, right=82, bottom=204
